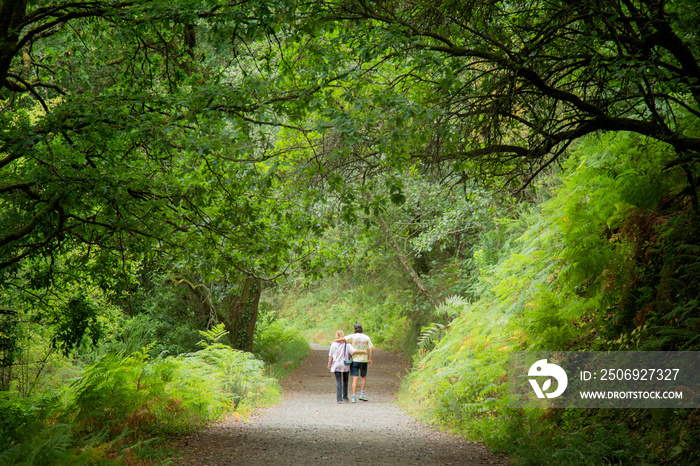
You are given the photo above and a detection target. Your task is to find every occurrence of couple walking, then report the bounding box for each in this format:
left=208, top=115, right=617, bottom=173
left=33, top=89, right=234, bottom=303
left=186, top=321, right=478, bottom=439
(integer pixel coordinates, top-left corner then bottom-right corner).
left=327, top=322, right=374, bottom=403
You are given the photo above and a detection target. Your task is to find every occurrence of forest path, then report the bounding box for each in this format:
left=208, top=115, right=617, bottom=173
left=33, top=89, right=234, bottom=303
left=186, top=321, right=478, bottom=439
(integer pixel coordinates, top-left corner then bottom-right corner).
left=177, top=344, right=509, bottom=465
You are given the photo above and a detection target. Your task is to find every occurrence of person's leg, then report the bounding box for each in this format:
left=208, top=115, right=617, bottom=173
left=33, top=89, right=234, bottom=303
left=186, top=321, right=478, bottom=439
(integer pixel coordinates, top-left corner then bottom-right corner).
left=349, top=362, right=360, bottom=402
left=359, top=363, right=369, bottom=401
left=342, top=371, right=349, bottom=401
left=334, top=371, right=342, bottom=403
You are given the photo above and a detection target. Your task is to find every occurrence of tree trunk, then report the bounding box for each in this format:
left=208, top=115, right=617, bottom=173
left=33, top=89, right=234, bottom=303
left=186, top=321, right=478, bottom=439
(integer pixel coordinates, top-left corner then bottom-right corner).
left=0, top=0, right=26, bottom=88
left=220, top=275, right=261, bottom=352
left=0, top=312, right=18, bottom=391
left=171, top=274, right=261, bottom=352
left=377, top=214, right=437, bottom=307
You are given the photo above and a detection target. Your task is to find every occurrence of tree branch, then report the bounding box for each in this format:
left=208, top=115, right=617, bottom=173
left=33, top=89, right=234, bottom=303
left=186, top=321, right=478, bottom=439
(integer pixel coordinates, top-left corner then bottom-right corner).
left=377, top=213, right=437, bottom=307
left=0, top=198, right=59, bottom=248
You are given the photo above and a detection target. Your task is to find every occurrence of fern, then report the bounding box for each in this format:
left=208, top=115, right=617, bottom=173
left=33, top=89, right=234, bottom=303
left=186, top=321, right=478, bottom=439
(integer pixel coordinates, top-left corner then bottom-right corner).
left=198, top=323, right=229, bottom=346
left=435, top=295, right=468, bottom=318
left=25, top=424, right=73, bottom=465
left=417, top=295, right=470, bottom=351
left=401, top=130, right=695, bottom=464
left=417, top=323, right=446, bottom=351
left=0, top=338, right=283, bottom=465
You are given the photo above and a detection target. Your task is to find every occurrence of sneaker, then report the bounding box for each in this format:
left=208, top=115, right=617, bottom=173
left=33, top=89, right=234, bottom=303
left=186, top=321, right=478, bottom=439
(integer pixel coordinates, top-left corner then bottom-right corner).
left=359, top=394, right=369, bottom=401
left=342, top=397, right=350, bottom=403
left=351, top=396, right=356, bottom=403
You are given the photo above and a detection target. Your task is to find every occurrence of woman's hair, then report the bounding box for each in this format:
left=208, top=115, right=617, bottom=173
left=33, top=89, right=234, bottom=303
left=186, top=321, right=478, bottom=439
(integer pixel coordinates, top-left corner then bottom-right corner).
left=335, top=329, right=344, bottom=339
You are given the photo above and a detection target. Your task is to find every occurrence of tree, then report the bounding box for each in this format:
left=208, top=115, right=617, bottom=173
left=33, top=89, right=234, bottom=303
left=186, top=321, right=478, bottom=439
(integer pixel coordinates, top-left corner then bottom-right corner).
left=1, top=0, right=298, bottom=271
left=0, top=0, right=335, bottom=360
left=309, top=0, right=700, bottom=201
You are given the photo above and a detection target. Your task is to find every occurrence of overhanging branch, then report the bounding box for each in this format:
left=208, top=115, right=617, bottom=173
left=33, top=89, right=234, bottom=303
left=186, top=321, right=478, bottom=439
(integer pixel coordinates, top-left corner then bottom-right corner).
left=0, top=198, right=60, bottom=248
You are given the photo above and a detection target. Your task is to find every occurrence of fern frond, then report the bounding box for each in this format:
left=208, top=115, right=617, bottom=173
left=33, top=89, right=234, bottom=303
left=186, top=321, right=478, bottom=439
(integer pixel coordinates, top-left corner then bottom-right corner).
left=418, top=323, right=446, bottom=350
left=435, top=295, right=468, bottom=318
left=198, top=323, right=228, bottom=347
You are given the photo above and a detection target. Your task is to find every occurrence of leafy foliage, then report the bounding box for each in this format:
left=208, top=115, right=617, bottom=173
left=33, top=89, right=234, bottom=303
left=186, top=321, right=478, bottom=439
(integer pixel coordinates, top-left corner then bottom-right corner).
left=252, top=309, right=310, bottom=378
left=50, top=296, right=103, bottom=356
left=309, top=0, right=700, bottom=189
left=418, top=295, right=468, bottom=351
left=2, top=1, right=700, bottom=464
left=0, top=339, right=279, bottom=464
left=401, top=131, right=700, bottom=463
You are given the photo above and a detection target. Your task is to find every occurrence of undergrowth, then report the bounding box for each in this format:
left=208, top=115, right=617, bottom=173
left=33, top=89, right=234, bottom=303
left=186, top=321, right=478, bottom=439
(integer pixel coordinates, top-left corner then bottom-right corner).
left=253, top=308, right=310, bottom=378
left=0, top=325, right=280, bottom=465
left=397, top=132, right=700, bottom=464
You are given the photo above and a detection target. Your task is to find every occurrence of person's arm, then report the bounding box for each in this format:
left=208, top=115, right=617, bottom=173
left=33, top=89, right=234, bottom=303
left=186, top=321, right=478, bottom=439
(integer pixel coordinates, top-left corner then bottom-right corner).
left=368, top=347, right=373, bottom=365
left=348, top=344, right=366, bottom=355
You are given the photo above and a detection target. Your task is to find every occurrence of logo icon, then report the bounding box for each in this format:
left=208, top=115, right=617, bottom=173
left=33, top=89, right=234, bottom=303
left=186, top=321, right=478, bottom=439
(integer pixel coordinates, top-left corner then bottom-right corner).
left=528, top=359, right=568, bottom=398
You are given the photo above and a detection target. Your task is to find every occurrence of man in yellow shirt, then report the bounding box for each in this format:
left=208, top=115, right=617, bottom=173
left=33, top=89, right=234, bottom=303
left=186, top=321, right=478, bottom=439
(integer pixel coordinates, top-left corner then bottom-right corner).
left=338, top=322, right=374, bottom=402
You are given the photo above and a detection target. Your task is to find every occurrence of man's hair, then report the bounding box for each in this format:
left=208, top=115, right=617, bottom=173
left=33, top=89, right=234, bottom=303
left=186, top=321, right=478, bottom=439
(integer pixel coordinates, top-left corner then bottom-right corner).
left=354, top=322, right=363, bottom=333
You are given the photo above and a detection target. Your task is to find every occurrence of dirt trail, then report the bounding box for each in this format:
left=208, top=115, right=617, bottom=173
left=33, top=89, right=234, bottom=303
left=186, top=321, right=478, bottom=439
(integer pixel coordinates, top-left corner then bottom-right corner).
left=177, top=344, right=509, bottom=465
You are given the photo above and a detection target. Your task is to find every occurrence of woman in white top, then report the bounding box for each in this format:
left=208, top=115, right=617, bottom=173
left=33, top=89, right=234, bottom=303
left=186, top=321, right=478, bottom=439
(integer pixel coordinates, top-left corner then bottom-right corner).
left=327, top=329, right=365, bottom=403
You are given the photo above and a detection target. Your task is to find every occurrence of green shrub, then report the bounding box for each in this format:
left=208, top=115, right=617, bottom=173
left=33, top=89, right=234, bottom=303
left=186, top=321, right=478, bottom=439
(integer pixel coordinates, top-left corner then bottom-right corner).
left=105, top=305, right=202, bottom=359
left=0, top=333, right=279, bottom=464
left=253, top=311, right=310, bottom=378
left=401, top=131, right=697, bottom=464
left=0, top=393, right=60, bottom=450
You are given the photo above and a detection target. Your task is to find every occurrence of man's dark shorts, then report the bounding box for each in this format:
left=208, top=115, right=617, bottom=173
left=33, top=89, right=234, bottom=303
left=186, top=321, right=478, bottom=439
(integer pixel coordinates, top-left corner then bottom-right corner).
left=350, top=361, right=368, bottom=377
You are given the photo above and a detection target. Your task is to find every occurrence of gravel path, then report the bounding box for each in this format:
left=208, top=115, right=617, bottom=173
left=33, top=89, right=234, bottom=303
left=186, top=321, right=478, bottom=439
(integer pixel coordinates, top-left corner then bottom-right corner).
left=177, top=344, right=509, bottom=465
